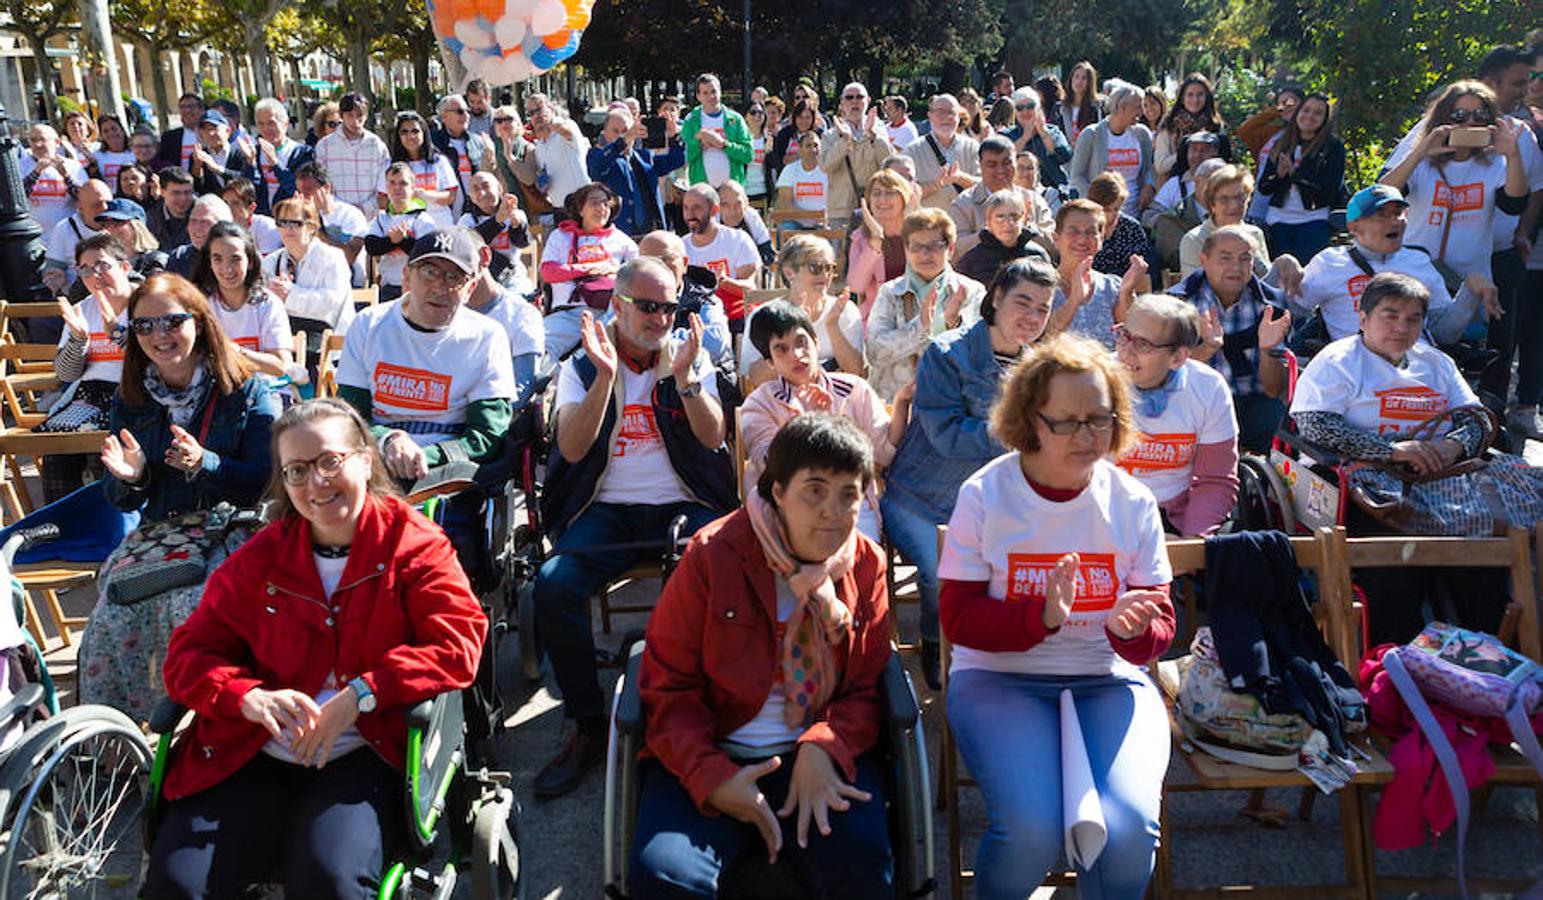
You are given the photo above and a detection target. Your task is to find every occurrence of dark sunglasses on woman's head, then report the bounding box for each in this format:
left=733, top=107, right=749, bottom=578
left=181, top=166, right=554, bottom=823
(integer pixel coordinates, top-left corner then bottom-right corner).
left=619, top=295, right=680, bottom=317
left=323, top=120, right=342, bottom=129
left=1448, top=108, right=1494, bottom=125
left=130, top=313, right=194, bottom=335
left=493, top=116, right=515, bottom=124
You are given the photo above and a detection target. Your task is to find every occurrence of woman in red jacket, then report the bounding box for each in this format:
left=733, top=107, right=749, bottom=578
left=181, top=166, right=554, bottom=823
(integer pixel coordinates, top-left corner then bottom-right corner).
left=143, top=398, right=487, bottom=900
left=632, top=412, right=894, bottom=899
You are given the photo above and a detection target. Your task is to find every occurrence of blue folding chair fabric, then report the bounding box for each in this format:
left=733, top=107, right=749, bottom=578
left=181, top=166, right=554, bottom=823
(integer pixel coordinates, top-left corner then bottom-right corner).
left=0, top=481, right=139, bottom=565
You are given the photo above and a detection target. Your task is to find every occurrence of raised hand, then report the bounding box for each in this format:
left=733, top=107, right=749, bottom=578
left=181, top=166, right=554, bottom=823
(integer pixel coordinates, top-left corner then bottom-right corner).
left=1421, top=124, right=1458, bottom=159
left=918, top=285, right=938, bottom=333
left=1107, top=589, right=1166, bottom=640
left=859, top=198, right=883, bottom=239
left=165, top=423, right=207, bottom=474
left=1120, top=253, right=1149, bottom=297
left=709, top=757, right=784, bottom=863
left=864, top=105, right=879, bottom=138
left=1042, top=552, right=1079, bottom=630
left=580, top=311, right=617, bottom=382
left=1067, top=257, right=1095, bottom=308
left=672, top=313, right=703, bottom=387
left=58, top=297, right=89, bottom=340
left=1492, top=117, right=1521, bottom=157
left=100, top=428, right=147, bottom=483
left=1257, top=305, right=1291, bottom=350
left=942, top=281, right=969, bottom=327
left=1196, top=306, right=1224, bottom=360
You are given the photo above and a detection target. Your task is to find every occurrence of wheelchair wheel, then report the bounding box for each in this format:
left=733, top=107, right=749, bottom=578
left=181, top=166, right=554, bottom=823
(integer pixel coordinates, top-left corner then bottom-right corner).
left=0, top=708, right=152, bottom=899
left=469, top=782, right=523, bottom=900
left=1231, top=454, right=1292, bottom=533
left=515, top=577, right=542, bottom=682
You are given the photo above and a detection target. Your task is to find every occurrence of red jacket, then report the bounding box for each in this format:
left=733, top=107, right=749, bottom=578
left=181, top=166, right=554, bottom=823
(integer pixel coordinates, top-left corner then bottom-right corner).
left=160, top=494, right=487, bottom=800
left=639, top=509, right=893, bottom=815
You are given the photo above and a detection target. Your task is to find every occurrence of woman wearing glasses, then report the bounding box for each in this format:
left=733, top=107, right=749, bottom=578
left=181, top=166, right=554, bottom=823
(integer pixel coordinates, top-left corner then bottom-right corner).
left=1379, top=80, right=1531, bottom=286
left=1001, top=87, right=1072, bottom=192
left=76, top=272, right=281, bottom=720
left=381, top=111, right=458, bottom=220
left=738, top=234, right=866, bottom=391
left=940, top=332, right=1173, bottom=899
left=1113, top=294, right=1239, bottom=536
left=261, top=197, right=355, bottom=370
left=143, top=398, right=485, bottom=899
left=307, top=102, right=341, bottom=148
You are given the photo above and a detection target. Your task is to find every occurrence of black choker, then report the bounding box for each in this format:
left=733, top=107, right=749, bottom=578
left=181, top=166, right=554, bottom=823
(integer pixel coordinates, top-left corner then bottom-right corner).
left=313, top=543, right=350, bottom=559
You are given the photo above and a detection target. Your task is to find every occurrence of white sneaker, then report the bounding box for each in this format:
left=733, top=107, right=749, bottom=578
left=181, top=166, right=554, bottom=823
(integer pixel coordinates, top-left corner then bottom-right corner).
left=1506, top=406, right=1543, bottom=439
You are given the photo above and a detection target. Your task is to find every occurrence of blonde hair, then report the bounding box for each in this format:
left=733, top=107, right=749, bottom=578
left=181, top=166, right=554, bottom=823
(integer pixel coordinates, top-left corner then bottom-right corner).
left=900, top=208, right=956, bottom=245
left=777, top=233, right=835, bottom=276
left=991, top=333, right=1135, bottom=457
left=1199, top=163, right=1253, bottom=208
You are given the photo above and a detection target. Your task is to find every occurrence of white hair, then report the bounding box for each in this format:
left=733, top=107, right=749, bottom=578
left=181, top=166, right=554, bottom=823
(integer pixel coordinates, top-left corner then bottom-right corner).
left=253, top=98, right=289, bottom=124
left=191, top=194, right=233, bottom=222
left=1193, top=158, right=1228, bottom=181
left=1009, top=87, right=1039, bottom=108
left=438, top=93, right=467, bottom=113
left=1104, top=83, right=1144, bottom=113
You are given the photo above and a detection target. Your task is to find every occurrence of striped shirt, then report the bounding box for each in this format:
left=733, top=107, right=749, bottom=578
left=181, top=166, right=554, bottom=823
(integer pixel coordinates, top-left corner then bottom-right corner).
left=314, top=128, right=391, bottom=211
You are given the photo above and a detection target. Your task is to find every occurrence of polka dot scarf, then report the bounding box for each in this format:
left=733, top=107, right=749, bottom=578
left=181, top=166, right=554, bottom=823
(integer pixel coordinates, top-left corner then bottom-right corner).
left=744, top=489, right=855, bottom=728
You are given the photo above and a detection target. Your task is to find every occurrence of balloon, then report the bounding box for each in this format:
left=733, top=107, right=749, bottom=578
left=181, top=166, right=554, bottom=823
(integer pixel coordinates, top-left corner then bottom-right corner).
left=529, top=28, right=580, bottom=70
left=530, top=0, right=566, bottom=34
left=563, top=0, right=593, bottom=30
left=494, top=14, right=525, bottom=51
left=542, top=28, right=570, bottom=49
left=504, top=0, right=537, bottom=18
left=522, top=27, right=544, bottom=56
left=454, top=19, right=496, bottom=49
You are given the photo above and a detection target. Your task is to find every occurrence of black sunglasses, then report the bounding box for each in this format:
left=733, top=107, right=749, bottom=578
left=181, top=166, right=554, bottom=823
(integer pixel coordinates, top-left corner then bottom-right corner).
left=620, top=295, right=679, bottom=317
left=1449, top=108, right=1494, bottom=125
left=130, top=313, right=194, bottom=335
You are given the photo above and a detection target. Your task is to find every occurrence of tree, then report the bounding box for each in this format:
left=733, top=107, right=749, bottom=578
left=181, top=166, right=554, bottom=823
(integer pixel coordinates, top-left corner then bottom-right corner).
left=111, top=0, right=218, bottom=127
left=204, top=0, right=289, bottom=100
left=4, top=0, right=75, bottom=122
left=996, top=0, right=1211, bottom=86
left=301, top=0, right=410, bottom=115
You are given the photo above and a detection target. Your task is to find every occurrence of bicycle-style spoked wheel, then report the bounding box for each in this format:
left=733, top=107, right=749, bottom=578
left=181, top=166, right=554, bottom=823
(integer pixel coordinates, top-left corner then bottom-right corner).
left=1, top=717, right=151, bottom=899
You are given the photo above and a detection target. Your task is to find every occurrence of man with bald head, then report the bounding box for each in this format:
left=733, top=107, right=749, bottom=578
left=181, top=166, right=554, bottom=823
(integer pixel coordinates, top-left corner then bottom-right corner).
left=533, top=256, right=735, bottom=799
left=587, top=106, right=684, bottom=236
left=637, top=229, right=732, bottom=365
left=44, top=179, right=113, bottom=295
left=680, top=184, right=761, bottom=330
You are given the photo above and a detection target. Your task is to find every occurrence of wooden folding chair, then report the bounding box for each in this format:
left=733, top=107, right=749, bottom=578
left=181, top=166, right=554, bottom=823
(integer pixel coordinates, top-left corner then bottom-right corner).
left=314, top=331, right=348, bottom=399
left=767, top=208, right=825, bottom=249
left=1328, top=527, right=1543, bottom=896
left=1154, top=528, right=1392, bottom=898
left=350, top=286, right=380, bottom=309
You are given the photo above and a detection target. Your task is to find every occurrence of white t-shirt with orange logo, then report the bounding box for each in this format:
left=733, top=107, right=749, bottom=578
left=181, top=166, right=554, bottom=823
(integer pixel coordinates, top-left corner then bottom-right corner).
left=1118, top=361, right=1237, bottom=504
left=56, top=298, right=127, bottom=383
left=1401, top=154, right=1510, bottom=282
left=1290, top=335, right=1478, bottom=438
left=683, top=226, right=760, bottom=286
left=940, top=455, right=1171, bottom=677
left=211, top=294, right=294, bottom=355
left=774, top=161, right=829, bottom=214
left=337, top=300, right=517, bottom=442
left=1104, top=130, right=1143, bottom=215
left=18, top=154, right=87, bottom=236
left=554, top=343, right=720, bottom=506
left=1295, top=245, right=1453, bottom=340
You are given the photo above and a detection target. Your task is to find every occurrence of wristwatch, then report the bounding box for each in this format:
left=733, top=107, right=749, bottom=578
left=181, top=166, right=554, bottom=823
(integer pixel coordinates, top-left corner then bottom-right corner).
left=679, top=380, right=705, bottom=399
left=348, top=676, right=377, bottom=714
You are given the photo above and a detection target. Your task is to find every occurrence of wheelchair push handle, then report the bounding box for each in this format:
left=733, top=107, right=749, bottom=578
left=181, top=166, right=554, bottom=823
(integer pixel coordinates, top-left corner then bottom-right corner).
left=3, top=523, right=60, bottom=568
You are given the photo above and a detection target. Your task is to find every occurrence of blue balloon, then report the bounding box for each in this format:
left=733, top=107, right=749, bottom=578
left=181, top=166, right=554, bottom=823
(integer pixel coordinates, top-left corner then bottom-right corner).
left=531, top=28, right=582, bottom=70
left=444, top=37, right=464, bottom=54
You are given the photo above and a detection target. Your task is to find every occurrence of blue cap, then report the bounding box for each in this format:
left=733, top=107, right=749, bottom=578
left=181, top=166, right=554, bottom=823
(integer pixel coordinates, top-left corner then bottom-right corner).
left=1346, top=184, right=1408, bottom=223
left=199, top=109, right=229, bottom=129
left=97, top=198, right=146, bottom=222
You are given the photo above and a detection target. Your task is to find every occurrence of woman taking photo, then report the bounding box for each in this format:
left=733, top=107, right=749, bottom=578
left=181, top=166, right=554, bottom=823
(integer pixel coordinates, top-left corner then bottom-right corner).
left=382, top=111, right=458, bottom=222
left=740, top=234, right=865, bottom=390
left=76, top=273, right=281, bottom=719
left=1153, top=73, right=1228, bottom=184
left=261, top=197, right=355, bottom=353
left=631, top=412, right=894, bottom=899
left=1257, top=93, right=1345, bottom=264
left=1115, top=294, right=1239, bottom=537
left=143, top=398, right=486, bottom=898
left=740, top=301, right=911, bottom=542
left=941, top=332, right=1173, bottom=899
left=196, top=221, right=298, bottom=379
left=847, top=169, right=914, bottom=317
left=1060, top=62, right=1103, bottom=146
left=881, top=258, right=1058, bottom=689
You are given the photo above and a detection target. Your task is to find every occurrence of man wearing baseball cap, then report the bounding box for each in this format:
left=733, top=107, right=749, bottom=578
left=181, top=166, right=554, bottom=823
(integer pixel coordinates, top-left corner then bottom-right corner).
left=335, top=228, right=517, bottom=589
left=189, top=108, right=253, bottom=195
left=1291, top=184, right=1499, bottom=349
left=63, top=197, right=169, bottom=301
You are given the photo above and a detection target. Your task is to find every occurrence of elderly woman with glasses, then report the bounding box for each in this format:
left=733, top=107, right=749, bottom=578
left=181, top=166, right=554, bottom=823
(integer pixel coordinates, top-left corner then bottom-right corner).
left=1001, top=87, right=1072, bottom=191
left=76, top=272, right=281, bottom=721
left=262, top=197, right=355, bottom=360
left=739, top=234, right=866, bottom=391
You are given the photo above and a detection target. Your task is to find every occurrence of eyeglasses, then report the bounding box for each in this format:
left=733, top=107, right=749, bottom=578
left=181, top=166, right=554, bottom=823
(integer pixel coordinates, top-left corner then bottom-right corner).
left=619, top=295, right=680, bottom=317
left=80, top=259, right=123, bottom=277
left=1448, top=108, right=1494, bottom=125
left=493, top=116, right=515, bottom=124
left=322, top=120, right=342, bottom=129
left=1113, top=323, right=1178, bottom=355
left=1014, top=103, right=1037, bottom=111
left=443, top=108, right=468, bottom=116
left=801, top=261, right=836, bottom=275
left=906, top=239, right=948, bottom=255
left=280, top=449, right=361, bottom=486
left=275, top=218, right=306, bottom=229
left=1037, top=412, right=1116, bottom=436
left=129, top=312, right=194, bottom=335
left=412, top=265, right=471, bottom=289
left=1530, top=70, right=1543, bottom=81
left=842, top=94, right=865, bottom=102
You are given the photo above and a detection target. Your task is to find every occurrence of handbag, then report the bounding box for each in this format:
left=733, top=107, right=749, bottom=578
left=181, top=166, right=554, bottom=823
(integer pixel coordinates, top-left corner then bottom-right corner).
left=568, top=235, right=615, bottom=311
left=102, top=511, right=212, bottom=606
left=1177, top=627, right=1315, bottom=767
left=34, top=380, right=115, bottom=433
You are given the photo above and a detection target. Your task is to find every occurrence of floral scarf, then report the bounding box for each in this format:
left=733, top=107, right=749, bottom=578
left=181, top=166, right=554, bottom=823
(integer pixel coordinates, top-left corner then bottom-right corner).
left=142, top=362, right=211, bottom=429
left=744, top=490, right=855, bottom=728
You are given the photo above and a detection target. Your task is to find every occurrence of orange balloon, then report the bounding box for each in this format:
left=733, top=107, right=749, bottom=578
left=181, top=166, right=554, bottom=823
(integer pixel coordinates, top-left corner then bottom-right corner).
left=542, top=28, right=570, bottom=49
left=431, top=0, right=457, bottom=36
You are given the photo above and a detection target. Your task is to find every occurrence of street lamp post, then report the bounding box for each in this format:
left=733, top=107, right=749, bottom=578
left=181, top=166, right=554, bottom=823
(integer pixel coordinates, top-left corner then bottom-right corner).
left=0, top=106, right=49, bottom=305
left=742, top=0, right=751, bottom=104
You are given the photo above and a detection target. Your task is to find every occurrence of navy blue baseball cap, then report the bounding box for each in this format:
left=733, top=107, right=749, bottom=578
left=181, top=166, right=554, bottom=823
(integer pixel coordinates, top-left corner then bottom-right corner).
left=97, top=198, right=146, bottom=222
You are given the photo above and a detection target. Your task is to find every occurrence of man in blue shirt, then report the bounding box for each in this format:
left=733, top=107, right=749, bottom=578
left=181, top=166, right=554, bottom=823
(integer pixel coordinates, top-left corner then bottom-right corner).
left=586, top=107, right=685, bottom=236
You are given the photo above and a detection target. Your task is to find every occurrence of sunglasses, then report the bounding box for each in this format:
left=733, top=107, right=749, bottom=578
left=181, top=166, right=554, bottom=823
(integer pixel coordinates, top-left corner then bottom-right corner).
left=80, top=259, right=123, bottom=277
left=275, top=218, right=306, bottom=229
left=842, top=94, right=865, bottom=102
left=619, top=295, right=679, bottom=317
left=1015, top=103, right=1038, bottom=111
left=323, top=120, right=342, bottom=129
left=280, top=449, right=361, bottom=486
left=801, top=261, right=836, bottom=275
left=130, top=312, right=194, bottom=335
left=1448, top=108, right=1494, bottom=125
left=494, top=116, right=515, bottom=124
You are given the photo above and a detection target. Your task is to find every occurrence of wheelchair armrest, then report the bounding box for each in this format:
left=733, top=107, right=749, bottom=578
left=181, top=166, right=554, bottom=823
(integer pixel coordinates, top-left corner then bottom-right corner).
left=880, top=653, right=917, bottom=733
left=149, top=697, right=189, bottom=734
left=0, top=683, right=45, bottom=733
left=1271, top=425, right=1347, bottom=469
left=615, top=641, right=646, bottom=739
left=405, top=699, right=436, bottom=733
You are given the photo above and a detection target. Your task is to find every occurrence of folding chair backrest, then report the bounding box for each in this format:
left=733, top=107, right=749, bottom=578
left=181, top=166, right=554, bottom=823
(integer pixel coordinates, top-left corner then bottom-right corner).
left=315, top=331, right=349, bottom=399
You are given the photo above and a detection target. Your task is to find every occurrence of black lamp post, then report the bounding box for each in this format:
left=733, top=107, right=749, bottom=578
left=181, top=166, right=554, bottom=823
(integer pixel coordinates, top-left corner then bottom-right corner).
left=0, top=106, right=48, bottom=305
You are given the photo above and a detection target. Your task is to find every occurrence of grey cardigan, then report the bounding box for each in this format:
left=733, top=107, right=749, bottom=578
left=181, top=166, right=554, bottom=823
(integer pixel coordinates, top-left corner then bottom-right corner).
left=1069, top=120, right=1155, bottom=198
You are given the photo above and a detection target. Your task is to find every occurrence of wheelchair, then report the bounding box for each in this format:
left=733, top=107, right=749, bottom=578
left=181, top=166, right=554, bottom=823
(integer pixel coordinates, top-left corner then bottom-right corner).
left=0, top=525, right=155, bottom=898
left=145, top=687, right=524, bottom=900
left=601, top=641, right=936, bottom=899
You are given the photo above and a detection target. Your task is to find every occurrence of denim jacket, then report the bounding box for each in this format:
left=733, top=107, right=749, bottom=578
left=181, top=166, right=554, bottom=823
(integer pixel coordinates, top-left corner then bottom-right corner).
left=883, top=320, right=1006, bottom=523
left=104, top=377, right=280, bottom=523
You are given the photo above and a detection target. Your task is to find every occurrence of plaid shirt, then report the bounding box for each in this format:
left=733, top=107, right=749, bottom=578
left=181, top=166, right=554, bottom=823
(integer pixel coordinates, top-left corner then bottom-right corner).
left=314, top=128, right=391, bottom=211
left=1170, top=269, right=1285, bottom=398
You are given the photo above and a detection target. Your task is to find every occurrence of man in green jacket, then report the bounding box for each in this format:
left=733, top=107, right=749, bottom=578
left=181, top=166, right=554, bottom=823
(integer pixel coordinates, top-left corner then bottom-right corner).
left=680, top=73, right=753, bottom=189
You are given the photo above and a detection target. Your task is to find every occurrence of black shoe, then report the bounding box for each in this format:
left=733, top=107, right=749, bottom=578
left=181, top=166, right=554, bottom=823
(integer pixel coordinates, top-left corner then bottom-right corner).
left=533, top=721, right=606, bottom=799
left=921, top=639, right=942, bottom=692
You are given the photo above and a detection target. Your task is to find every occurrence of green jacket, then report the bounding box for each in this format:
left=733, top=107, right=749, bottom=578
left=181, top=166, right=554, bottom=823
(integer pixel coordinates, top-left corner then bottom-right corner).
left=681, top=105, right=753, bottom=186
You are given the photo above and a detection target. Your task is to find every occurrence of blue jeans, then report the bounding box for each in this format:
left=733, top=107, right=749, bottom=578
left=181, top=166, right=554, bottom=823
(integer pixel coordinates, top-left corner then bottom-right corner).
left=544, top=305, right=587, bottom=363
left=947, top=668, right=1169, bottom=900
left=1265, top=218, right=1332, bottom=265
left=878, top=491, right=941, bottom=642
left=629, top=755, right=892, bottom=899
left=534, top=501, right=719, bottom=721
left=1234, top=393, right=1286, bottom=455
left=144, top=750, right=403, bottom=900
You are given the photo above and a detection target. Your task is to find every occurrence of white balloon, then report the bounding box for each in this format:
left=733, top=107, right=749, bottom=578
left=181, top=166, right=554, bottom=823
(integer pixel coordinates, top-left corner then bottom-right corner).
left=504, top=0, right=537, bottom=18
left=494, top=13, right=524, bottom=50
left=530, top=0, right=565, bottom=34
left=505, top=52, right=535, bottom=82
left=454, top=19, right=496, bottom=49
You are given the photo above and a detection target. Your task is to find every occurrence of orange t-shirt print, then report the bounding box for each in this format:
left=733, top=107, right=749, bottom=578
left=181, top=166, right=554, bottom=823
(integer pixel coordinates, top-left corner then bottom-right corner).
left=1119, top=432, right=1197, bottom=472
left=1005, top=552, right=1119, bottom=614
left=86, top=332, right=124, bottom=363
left=373, top=362, right=452, bottom=412
left=1347, top=273, right=1370, bottom=311
left=1426, top=180, right=1484, bottom=226
left=1375, top=385, right=1446, bottom=435
left=573, top=239, right=610, bottom=265
left=613, top=403, right=661, bottom=457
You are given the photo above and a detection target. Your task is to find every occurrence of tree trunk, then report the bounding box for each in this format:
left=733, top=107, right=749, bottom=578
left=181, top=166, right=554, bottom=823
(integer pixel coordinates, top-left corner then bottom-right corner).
left=348, top=31, right=373, bottom=111
left=410, top=34, right=433, bottom=118
left=141, top=41, right=171, bottom=130
left=179, top=50, right=197, bottom=100
left=245, top=22, right=276, bottom=100
left=76, top=0, right=126, bottom=123
left=25, top=37, right=60, bottom=123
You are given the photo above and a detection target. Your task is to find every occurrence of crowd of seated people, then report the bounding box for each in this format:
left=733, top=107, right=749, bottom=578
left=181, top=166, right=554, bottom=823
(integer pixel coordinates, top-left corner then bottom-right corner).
left=9, top=39, right=1543, bottom=897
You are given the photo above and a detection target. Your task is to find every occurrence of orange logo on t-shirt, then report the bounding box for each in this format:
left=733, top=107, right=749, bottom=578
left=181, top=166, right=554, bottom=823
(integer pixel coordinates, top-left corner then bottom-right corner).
left=795, top=181, right=824, bottom=200
left=613, top=402, right=661, bottom=457
left=1005, top=552, right=1119, bottom=613
left=703, top=258, right=730, bottom=278
left=574, top=240, right=610, bottom=264
left=1107, top=148, right=1140, bottom=173
left=373, top=361, right=452, bottom=411
left=1119, top=433, right=1197, bottom=472
left=1347, top=273, right=1371, bottom=310
left=414, top=171, right=438, bottom=192
left=1376, top=385, right=1445, bottom=433
left=1433, top=180, right=1484, bottom=213
left=29, top=177, right=66, bottom=202
left=232, top=336, right=260, bottom=351
left=86, top=332, right=123, bottom=362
